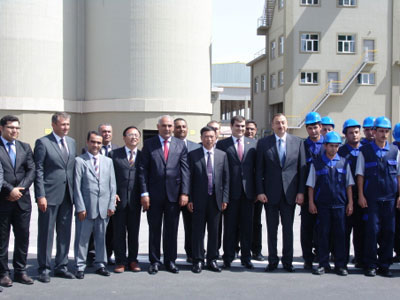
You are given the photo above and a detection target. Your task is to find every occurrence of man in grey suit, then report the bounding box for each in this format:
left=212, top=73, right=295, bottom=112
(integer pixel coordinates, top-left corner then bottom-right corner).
left=34, top=112, right=76, bottom=283
left=73, top=131, right=116, bottom=279
left=174, top=117, right=201, bottom=263
left=256, top=113, right=306, bottom=272
left=188, top=126, right=229, bottom=273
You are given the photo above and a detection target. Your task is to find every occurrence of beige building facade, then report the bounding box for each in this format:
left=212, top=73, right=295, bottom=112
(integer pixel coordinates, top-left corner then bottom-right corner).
left=248, top=0, right=400, bottom=137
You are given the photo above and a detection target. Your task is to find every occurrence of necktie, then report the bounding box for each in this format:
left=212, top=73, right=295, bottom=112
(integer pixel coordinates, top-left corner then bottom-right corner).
left=60, top=138, right=69, bottom=163
left=207, top=151, right=213, bottom=195
left=163, top=139, right=169, bottom=161
left=279, top=138, right=286, bottom=167
left=237, top=138, right=243, bottom=161
left=7, top=142, right=16, bottom=168
left=102, top=145, right=108, bottom=156
left=93, top=157, right=99, bottom=177
left=129, top=150, right=135, bottom=167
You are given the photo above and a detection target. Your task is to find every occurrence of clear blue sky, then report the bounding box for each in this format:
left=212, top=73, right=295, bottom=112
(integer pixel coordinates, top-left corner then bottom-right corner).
left=212, top=0, right=265, bottom=64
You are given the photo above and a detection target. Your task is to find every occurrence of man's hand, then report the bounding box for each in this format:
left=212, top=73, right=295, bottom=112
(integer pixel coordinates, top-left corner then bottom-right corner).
left=187, top=202, right=194, bottom=213
left=115, top=194, right=121, bottom=206
left=37, top=197, right=48, bottom=213
left=346, top=203, right=353, bottom=216
left=222, top=202, right=228, bottom=211
left=7, top=187, right=24, bottom=202
left=107, top=209, right=115, bottom=217
left=397, top=196, right=400, bottom=209
left=295, top=193, right=304, bottom=206
left=141, top=196, right=150, bottom=212
left=358, top=194, right=368, bottom=208
left=78, top=211, right=87, bottom=221
left=179, top=194, right=189, bottom=207
left=256, top=194, right=268, bottom=204
left=308, top=201, right=317, bottom=214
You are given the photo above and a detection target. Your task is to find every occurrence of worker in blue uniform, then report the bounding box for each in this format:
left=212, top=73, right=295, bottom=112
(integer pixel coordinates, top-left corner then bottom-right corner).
left=321, top=116, right=335, bottom=137
left=392, top=123, right=400, bottom=263
left=307, top=131, right=354, bottom=276
left=356, top=116, right=400, bottom=277
left=360, top=116, right=375, bottom=146
left=301, top=112, right=324, bottom=270
left=338, top=119, right=365, bottom=269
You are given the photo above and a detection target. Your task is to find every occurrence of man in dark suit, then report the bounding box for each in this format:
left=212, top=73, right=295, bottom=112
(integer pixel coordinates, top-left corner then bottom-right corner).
left=0, top=115, right=35, bottom=287
left=34, top=112, right=76, bottom=283
left=256, top=113, right=306, bottom=272
left=139, top=115, right=190, bottom=274
left=217, top=116, right=257, bottom=269
left=110, top=126, right=142, bottom=273
left=174, top=118, right=201, bottom=263
left=188, top=126, right=229, bottom=273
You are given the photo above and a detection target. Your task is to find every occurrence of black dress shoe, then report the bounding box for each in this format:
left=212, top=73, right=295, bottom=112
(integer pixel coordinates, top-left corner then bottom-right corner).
left=377, top=267, right=393, bottom=278
left=37, top=273, right=50, bottom=283
left=222, top=261, right=231, bottom=269
left=165, top=262, right=179, bottom=274
left=148, top=263, right=159, bottom=275
left=207, top=260, right=222, bottom=272
left=192, top=262, right=202, bottom=274
left=252, top=253, right=265, bottom=261
left=241, top=261, right=254, bottom=269
left=0, top=275, right=13, bottom=287
left=264, top=263, right=278, bottom=272
left=14, top=273, right=34, bottom=285
left=95, top=267, right=110, bottom=276
left=303, top=262, right=313, bottom=270
left=335, top=267, right=348, bottom=276
left=186, top=256, right=193, bottom=264
left=283, top=264, right=295, bottom=273
left=54, top=270, right=75, bottom=279
left=75, top=271, right=84, bottom=280
left=364, top=268, right=376, bottom=277
left=313, top=266, right=325, bottom=275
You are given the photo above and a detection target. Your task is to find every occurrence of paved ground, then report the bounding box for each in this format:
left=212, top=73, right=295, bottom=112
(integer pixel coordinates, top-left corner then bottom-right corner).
left=3, top=191, right=400, bottom=299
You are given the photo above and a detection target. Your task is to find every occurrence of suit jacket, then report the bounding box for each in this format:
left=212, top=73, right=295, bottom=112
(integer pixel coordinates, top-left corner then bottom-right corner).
left=0, top=139, right=35, bottom=211
left=109, top=147, right=141, bottom=211
left=81, top=143, right=118, bottom=155
left=216, top=136, right=257, bottom=200
left=256, top=133, right=306, bottom=205
left=186, top=140, right=201, bottom=153
left=138, top=136, right=189, bottom=202
left=34, top=133, right=76, bottom=206
left=74, top=153, right=117, bottom=219
left=189, top=147, right=229, bottom=211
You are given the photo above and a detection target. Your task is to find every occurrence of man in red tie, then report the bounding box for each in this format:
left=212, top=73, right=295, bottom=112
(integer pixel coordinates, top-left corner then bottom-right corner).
left=216, top=116, right=257, bottom=269
left=138, top=115, right=190, bottom=274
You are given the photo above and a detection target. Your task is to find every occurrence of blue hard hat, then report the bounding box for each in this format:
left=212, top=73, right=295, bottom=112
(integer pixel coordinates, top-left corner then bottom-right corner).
left=321, top=116, right=335, bottom=128
left=342, top=119, right=361, bottom=134
left=324, top=131, right=342, bottom=144
left=373, top=116, right=391, bottom=129
left=362, top=116, right=375, bottom=128
left=393, top=123, right=400, bottom=142
left=305, top=112, right=322, bottom=125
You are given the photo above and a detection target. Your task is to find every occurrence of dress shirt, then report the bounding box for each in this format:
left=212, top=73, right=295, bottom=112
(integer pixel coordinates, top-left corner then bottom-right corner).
left=125, top=146, right=137, bottom=161
left=52, top=132, right=69, bottom=153
left=87, top=152, right=100, bottom=171
left=158, top=135, right=172, bottom=150
left=1, top=136, right=16, bottom=155
left=203, top=147, right=214, bottom=170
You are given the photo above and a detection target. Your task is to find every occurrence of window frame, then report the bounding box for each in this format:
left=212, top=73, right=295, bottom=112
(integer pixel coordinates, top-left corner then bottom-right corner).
left=279, top=35, right=284, bottom=56
left=300, top=32, right=320, bottom=53
left=254, top=77, right=259, bottom=93
left=270, top=40, right=276, bottom=60
left=337, top=34, right=356, bottom=54
left=261, top=74, right=267, bottom=92
left=357, top=72, right=375, bottom=85
left=279, top=0, right=284, bottom=9
left=300, top=0, right=319, bottom=6
left=300, top=71, right=319, bottom=85
left=278, top=70, right=284, bottom=87
left=338, top=0, right=357, bottom=7
left=270, top=73, right=277, bottom=90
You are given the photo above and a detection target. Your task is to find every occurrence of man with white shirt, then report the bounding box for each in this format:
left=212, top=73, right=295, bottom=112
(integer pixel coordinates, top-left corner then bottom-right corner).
left=188, top=126, right=229, bottom=273
left=216, top=116, right=257, bottom=269
left=109, top=126, right=142, bottom=273
left=34, top=112, right=76, bottom=283
left=256, top=113, right=306, bottom=272
left=73, top=131, right=116, bottom=279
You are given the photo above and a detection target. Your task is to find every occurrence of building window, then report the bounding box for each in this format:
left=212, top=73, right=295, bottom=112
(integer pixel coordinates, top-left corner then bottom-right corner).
left=270, top=73, right=276, bottom=89
left=278, top=71, right=284, bottom=86
left=338, top=35, right=355, bottom=53
left=279, top=0, right=284, bottom=9
left=300, top=71, right=318, bottom=84
left=301, top=33, right=319, bottom=52
left=254, top=77, right=259, bottom=93
left=279, top=36, right=284, bottom=55
left=270, top=40, right=276, bottom=59
left=301, top=0, right=319, bottom=5
left=338, top=0, right=356, bottom=7
left=357, top=73, right=375, bottom=85
left=261, top=75, right=267, bottom=92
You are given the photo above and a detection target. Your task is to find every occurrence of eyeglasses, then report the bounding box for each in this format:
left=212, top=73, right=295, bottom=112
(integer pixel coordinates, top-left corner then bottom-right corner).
left=126, top=134, right=140, bottom=138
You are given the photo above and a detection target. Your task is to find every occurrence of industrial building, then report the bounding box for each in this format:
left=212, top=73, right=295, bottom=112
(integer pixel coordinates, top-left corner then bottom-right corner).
left=248, top=0, right=400, bottom=137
